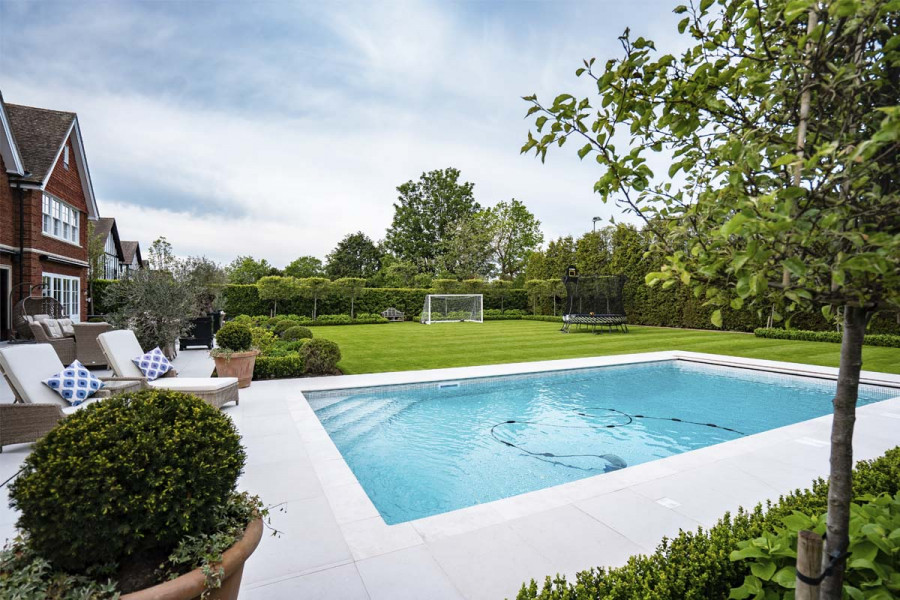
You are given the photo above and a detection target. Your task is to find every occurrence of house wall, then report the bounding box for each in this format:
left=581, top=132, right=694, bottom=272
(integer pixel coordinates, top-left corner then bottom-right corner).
left=0, top=136, right=90, bottom=324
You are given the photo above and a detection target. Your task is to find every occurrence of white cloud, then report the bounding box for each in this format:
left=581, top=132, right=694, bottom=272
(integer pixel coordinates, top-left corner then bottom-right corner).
left=1, top=1, right=684, bottom=267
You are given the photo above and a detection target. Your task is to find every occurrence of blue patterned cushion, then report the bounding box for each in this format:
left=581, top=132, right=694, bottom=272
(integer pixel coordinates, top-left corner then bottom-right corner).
left=43, top=360, right=104, bottom=406
left=132, top=347, right=172, bottom=381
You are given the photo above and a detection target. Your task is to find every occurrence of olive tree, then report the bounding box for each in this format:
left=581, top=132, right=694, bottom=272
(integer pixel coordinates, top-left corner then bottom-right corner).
left=522, top=1, right=899, bottom=595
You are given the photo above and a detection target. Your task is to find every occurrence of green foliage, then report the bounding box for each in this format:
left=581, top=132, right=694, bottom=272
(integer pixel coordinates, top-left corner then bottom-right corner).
left=438, top=215, right=496, bottom=279
left=729, top=492, right=900, bottom=600
left=300, top=338, right=342, bottom=374
left=432, top=279, right=460, bottom=294
left=105, top=268, right=200, bottom=356
left=215, top=322, right=253, bottom=351
left=516, top=447, right=900, bottom=600
left=273, top=318, right=302, bottom=335
left=249, top=326, right=277, bottom=354
left=253, top=354, right=304, bottom=379
left=90, top=278, right=119, bottom=316
left=754, top=328, right=900, bottom=348
left=222, top=285, right=530, bottom=319
left=297, top=277, right=331, bottom=319
left=226, top=256, right=279, bottom=284
left=257, top=275, right=299, bottom=315
left=284, top=255, right=324, bottom=278
left=0, top=535, right=119, bottom=599
left=325, top=232, right=383, bottom=279
left=9, top=390, right=245, bottom=572
left=281, top=325, right=313, bottom=341
left=483, top=198, right=544, bottom=280
left=332, top=277, right=368, bottom=318
left=385, top=168, right=480, bottom=271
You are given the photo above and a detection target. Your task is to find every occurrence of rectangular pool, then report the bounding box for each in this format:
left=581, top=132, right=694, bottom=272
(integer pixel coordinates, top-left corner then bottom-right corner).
left=305, top=360, right=896, bottom=524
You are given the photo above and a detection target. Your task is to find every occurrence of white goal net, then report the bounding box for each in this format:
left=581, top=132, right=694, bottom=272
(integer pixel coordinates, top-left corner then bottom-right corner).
left=421, top=294, right=483, bottom=324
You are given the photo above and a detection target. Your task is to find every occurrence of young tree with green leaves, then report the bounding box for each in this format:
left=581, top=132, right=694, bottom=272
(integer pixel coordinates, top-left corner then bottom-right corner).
left=482, top=199, right=544, bottom=280
left=297, top=277, right=331, bottom=320
left=146, top=237, right=176, bottom=272
left=523, top=1, right=899, bottom=595
left=226, top=256, right=279, bottom=284
left=490, top=279, right=514, bottom=312
left=256, top=275, right=298, bottom=317
left=332, top=277, right=367, bottom=318
left=385, top=168, right=480, bottom=271
left=325, top=232, right=382, bottom=279
left=284, top=255, right=324, bottom=279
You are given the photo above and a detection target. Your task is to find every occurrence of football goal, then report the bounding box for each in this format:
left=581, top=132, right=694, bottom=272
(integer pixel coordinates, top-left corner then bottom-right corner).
left=421, top=294, right=483, bottom=324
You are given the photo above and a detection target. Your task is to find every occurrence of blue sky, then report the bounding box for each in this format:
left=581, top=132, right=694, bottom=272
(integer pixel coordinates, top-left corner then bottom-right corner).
left=0, top=1, right=682, bottom=266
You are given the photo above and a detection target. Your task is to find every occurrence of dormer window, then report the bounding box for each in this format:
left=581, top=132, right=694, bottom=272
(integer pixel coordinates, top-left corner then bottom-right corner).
left=63, top=145, right=70, bottom=169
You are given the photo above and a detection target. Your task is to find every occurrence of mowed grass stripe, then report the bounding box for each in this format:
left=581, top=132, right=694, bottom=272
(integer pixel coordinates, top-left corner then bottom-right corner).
left=306, top=320, right=900, bottom=375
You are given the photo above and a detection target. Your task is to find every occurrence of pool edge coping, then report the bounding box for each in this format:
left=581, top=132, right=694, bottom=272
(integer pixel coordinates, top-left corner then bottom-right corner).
left=289, top=351, right=900, bottom=560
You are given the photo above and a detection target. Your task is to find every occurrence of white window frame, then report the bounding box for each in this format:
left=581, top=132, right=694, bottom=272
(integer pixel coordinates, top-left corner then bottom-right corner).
left=104, top=234, right=120, bottom=279
left=42, top=272, right=81, bottom=322
left=41, top=192, right=80, bottom=245
left=63, top=145, right=70, bottom=169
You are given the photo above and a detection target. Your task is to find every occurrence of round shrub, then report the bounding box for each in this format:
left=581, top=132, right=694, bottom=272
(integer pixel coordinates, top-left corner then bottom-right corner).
left=273, top=319, right=302, bottom=336
left=9, top=389, right=245, bottom=572
left=228, top=314, right=255, bottom=328
left=299, top=338, right=341, bottom=375
left=216, top=322, right=253, bottom=351
left=281, top=326, right=312, bottom=341
left=266, top=340, right=308, bottom=357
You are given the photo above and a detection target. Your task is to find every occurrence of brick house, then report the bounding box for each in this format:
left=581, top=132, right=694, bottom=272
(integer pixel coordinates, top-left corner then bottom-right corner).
left=0, top=92, right=100, bottom=338
left=120, top=240, right=143, bottom=276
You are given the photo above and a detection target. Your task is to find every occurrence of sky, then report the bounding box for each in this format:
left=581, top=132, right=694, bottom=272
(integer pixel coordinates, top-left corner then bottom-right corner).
left=0, top=0, right=684, bottom=267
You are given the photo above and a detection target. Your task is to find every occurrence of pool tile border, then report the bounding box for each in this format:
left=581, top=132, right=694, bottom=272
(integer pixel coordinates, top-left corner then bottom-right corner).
left=293, top=351, right=900, bottom=560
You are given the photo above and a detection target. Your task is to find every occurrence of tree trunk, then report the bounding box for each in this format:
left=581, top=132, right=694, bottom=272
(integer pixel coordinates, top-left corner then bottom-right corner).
left=351, top=296, right=355, bottom=319
left=313, top=296, right=318, bottom=320
left=820, top=305, right=867, bottom=599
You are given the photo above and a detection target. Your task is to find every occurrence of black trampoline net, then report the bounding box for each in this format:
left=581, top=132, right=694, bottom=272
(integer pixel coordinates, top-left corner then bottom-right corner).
left=563, top=275, right=627, bottom=316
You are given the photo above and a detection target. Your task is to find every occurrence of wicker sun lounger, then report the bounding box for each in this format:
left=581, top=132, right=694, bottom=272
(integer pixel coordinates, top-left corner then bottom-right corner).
left=0, top=344, right=140, bottom=451
left=97, top=330, right=239, bottom=410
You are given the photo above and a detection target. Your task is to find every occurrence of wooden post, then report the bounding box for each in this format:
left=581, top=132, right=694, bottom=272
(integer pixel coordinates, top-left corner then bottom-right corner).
left=796, top=529, right=824, bottom=600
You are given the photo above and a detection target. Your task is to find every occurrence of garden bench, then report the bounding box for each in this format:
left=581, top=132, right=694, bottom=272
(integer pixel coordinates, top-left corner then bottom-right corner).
left=381, top=307, right=405, bottom=322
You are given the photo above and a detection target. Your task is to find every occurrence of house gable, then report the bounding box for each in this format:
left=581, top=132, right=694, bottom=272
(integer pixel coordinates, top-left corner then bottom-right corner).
left=0, top=93, right=24, bottom=175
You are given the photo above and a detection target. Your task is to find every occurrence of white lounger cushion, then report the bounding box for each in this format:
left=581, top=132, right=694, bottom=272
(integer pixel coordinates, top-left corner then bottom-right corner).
left=61, top=398, right=100, bottom=415
left=148, top=377, right=238, bottom=392
left=98, top=330, right=153, bottom=379
left=0, top=344, right=71, bottom=407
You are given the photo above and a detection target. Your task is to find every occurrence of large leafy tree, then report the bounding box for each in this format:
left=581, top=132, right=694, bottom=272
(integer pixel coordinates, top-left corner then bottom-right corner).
left=325, top=232, right=382, bottom=279
left=439, top=215, right=496, bottom=280
left=482, top=199, right=544, bottom=280
left=523, top=0, right=899, bottom=595
left=226, top=256, right=279, bottom=284
left=284, top=255, right=324, bottom=278
left=385, top=168, right=480, bottom=271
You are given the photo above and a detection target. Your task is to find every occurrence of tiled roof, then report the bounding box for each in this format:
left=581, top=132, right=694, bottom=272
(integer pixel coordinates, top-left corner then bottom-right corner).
left=4, top=103, right=75, bottom=183
left=91, top=217, right=116, bottom=242
left=121, top=240, right=140, bottom=264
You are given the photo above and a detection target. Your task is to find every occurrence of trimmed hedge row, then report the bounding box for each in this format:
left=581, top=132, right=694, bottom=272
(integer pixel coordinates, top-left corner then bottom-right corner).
left=754, top=327, right=900, bottom=348
left=253, top=355, right=304, bottom=380
left=516, top=446, right=900, bottom=600
left=223, top=285, right=529, bottom=320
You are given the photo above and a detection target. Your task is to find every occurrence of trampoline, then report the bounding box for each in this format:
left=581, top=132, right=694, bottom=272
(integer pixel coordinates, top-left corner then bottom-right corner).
left=561, top=268, right=628, bottom=334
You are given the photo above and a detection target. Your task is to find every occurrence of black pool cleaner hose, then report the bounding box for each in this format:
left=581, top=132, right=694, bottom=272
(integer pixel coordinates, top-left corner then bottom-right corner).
left=489, top=407, right=745, bottom=471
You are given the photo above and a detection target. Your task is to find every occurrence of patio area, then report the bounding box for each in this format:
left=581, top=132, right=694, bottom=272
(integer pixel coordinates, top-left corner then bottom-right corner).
left=1, top=348, right=899, bottom=600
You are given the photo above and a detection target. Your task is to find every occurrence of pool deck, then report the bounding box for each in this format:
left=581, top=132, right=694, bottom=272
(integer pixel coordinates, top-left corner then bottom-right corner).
left=1, top=350, right=899, bottom=599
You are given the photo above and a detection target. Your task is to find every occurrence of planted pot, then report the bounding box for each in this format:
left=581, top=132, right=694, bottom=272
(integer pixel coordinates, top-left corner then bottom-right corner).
left=213, top=350, right=260, bottom=388
left=122, top=518, right=263, bottom=600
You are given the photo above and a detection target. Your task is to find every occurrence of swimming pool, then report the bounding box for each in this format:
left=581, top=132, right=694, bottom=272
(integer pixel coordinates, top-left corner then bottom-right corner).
left=306, top=360, right=896, bottom=524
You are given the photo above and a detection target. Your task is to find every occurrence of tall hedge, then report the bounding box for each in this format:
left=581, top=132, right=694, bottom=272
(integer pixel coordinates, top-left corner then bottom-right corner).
left=222, top=285, right=529, bottom=318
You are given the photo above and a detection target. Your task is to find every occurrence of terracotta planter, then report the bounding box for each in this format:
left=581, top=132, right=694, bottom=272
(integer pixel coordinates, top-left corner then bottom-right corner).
left=213, top=350, right=259, bottom=389
left=122, top=518, right=263, bottom=600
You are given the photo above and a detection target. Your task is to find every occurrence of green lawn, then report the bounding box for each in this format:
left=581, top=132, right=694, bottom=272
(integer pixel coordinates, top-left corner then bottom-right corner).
left=308, top=320, right=900, bottom=375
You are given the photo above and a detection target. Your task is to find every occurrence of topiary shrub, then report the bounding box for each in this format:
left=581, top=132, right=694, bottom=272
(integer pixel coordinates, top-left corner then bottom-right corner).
left=215, top=322, right=253, bottom=351
left=253, top=355, right=304, bottom=379
left=9, top=389, right=245, bottom=573
left=266, top=340, right=308, bottom=357
left=273, top=319, right=302, bottom=336
left=250, top=326, right=277, bottom=354
left=299, top=338, right=341, bottom=374
left=281, top=325, right=313, bottom=341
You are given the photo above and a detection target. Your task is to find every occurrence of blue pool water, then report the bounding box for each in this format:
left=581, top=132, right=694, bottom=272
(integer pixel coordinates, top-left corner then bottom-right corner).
left=306, top=360, right=895, bottom=524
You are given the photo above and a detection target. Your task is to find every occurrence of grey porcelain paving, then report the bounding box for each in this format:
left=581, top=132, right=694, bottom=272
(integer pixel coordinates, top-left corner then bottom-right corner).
left=242, top=562, right=370, bottom=600
left=356, top=545, right=465, bottom=600
left=0, top=349, right=898, bottom=600
left=575, top=488, right=702, bottom=552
